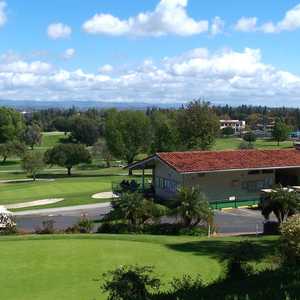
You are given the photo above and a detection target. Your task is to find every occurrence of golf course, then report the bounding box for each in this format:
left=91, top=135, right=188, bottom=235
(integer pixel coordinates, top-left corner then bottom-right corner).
left=0, top=234, right=278, bottom=300
left=0, top=132, right=294, bottom=210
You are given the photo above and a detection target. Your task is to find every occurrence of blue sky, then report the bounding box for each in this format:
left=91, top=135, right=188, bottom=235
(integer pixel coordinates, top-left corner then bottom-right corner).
left=1, top=0, right=300, bottom=106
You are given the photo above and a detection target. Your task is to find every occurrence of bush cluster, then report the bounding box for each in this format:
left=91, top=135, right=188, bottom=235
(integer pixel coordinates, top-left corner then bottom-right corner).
left=280, top=214, right=300, bottom=265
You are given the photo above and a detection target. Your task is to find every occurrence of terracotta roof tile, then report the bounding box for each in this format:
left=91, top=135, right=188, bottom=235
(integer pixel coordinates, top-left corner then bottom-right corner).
left=157, top=149, right=300, bottom=173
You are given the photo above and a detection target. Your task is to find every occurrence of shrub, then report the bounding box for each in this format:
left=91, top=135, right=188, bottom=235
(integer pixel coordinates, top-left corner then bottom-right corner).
left=35, top=220, right=56, bottom=234
left=101, top=265, right=160, bottom=300
left=77, top=215, right=94, bottom=233
left=169, top=275, right=205, bottom=298
left=239, top=141, right=255, bottom=149
left=280, top=214, right=300, bottom=265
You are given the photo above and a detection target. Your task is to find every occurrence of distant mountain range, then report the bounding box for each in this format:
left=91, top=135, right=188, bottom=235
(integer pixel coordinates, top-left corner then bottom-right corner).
left=0, top=100, right=183, bottom=110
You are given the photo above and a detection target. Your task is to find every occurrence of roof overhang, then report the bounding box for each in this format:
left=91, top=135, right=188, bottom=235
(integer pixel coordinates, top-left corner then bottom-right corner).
left=180, top=165, right=300, bottom=175
left=126, top=155, right=157, bottom=170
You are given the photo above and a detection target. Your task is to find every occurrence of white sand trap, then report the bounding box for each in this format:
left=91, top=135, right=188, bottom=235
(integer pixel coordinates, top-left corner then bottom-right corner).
left=5, top=198, right=64, bottom=209
left=92, top=191, right=119, bottom=199
left=0, top=178, right=55, bottom=184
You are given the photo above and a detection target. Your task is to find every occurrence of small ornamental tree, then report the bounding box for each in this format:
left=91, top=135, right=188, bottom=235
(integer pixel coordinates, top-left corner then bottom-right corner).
left=280, top=214, right=300, bottom=265
left=101, top=265, right=160, bottom=300
left=21, top=151, right=45, bottom=180
left=44, top=143, right=91, bottom=176
left=22, top=124, right=42, bottom=149
left=243, top=131, right=257, bottom=145
left=272, top=118, right=291, bottom=146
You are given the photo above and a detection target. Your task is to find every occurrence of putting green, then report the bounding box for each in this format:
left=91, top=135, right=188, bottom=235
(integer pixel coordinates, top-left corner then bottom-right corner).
left=0, top=234, right=222, bottom=300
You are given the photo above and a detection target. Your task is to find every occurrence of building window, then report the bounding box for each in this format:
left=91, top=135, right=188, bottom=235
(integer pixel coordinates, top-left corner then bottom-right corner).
left=156, top=176, right=178, bottom=193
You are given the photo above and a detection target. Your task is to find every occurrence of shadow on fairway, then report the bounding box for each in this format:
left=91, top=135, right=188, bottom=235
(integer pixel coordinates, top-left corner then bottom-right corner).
left=166, top=237, right=279, bottom=261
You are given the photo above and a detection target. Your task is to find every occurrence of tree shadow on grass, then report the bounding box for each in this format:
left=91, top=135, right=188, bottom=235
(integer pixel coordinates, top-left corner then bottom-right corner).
left=166, top=237, right=279, bottom=262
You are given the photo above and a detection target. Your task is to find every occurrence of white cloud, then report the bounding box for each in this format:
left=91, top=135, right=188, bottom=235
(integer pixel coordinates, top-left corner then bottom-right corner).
left=99, top=64, right=113, bottom=73
left=234, top=17, right=257, bottom=32
left=235, top=4, right=300, bottom=33
left=211, top=17, right=224, bottom=35
left=0, top=1, right=7, bottom=28
left=82, top=0, right=208, bottom=37
left=47, top=23, right=72, bottom=39
left=1, top=48, right=300, bottom=106
left=62, top=48, right=75, bottom=59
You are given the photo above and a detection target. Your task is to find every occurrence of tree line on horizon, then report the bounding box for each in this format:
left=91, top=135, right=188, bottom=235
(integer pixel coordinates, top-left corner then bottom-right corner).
left=0, top=101, right=295, bottom=178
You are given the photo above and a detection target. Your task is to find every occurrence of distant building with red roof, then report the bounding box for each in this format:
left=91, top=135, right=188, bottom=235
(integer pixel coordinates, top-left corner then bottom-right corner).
left=128, top=149, right=300, bottom=202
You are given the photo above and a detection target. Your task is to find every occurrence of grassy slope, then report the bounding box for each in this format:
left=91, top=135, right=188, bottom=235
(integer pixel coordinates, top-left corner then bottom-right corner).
left=0, top=234, right=277, bottom=300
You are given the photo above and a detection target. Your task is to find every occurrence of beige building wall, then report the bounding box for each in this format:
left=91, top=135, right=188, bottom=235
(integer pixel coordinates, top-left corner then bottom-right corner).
left=183, top=170, right=275, bottom=202
left=154, top=160, right=277, bottom=201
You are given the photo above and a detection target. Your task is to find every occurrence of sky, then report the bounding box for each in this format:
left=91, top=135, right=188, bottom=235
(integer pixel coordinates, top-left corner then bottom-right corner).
left=1, top=0, right=300, bottom=106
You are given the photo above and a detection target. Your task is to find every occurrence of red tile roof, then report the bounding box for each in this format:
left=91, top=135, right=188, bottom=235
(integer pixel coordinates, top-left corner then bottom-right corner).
left=157, top=149, right=300, bottom=173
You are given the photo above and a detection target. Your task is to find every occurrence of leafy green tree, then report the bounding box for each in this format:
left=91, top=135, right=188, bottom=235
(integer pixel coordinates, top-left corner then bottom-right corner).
left=21, top=151, right=45, bottom=180
left=261, top=186, right=300, bottom=224
left=171, top=187, right=214, bottom=228
left=52, top=116, right=71, bottom=135
left=69, top=116, right=100, bottom=146
left=44, top=143, right=91, bottom=176
left=176, top=101, right=219, bottom=150
left=92, top=140, right=113, bottom=168
left=243, top=131, right=257, bottom=145
left=150, top=111, right=178, bottom=153
left=272, top=118, right=291, bottom=146
left=0, top=141, right=26, bottom=163
left=101, top=265, right=160, bottom=300
left=221, top=126, right=235, bottom=137
left=0, top=107, right=24, bottom=143
left=105, top=110, right=151, bottom=174
left=22, top=124, right=42, bottom=149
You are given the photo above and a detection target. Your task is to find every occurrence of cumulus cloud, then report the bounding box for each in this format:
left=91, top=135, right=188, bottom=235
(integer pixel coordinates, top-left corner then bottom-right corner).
left=0, top=48, right=300, bottom=106
left=211, top=17, right=225, bottom=35
left=0, top=1, right=7, bottom=27
left=82, top=0, right=209, bottom=37
left=62, top=48, right=75, bottom=59
left=47, top=23, right=72, bottom=39
left=99, top=64, right=113, bottom=73
left=235, top=4, right=300, bottom=33
left=234, top=17, right=257, bottom=32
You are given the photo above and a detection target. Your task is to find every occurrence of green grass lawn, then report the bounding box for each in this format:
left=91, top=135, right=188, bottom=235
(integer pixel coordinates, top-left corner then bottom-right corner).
left=213, top=137, right=293, bottom=150
left=0, top=234, right=278, bottom=300
left=0, top=171, right=144, bottom=209
left=37, top=131, right=68, bottom=150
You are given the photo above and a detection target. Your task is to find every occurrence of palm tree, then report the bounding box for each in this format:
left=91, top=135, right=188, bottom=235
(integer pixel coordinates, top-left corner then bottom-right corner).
left=171, top=187, right=214, bottom=228
left=261, top=186, right=300, bottom=224
left=107, top=192, right=167, bottom=227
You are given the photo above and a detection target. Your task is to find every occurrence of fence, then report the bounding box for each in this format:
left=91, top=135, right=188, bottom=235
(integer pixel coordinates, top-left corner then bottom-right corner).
left=210, top=198, right=260, bottom=210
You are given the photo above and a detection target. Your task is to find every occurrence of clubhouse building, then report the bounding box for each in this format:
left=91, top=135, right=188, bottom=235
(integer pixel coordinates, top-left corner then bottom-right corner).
left=128, top=149, right=300, bottom=202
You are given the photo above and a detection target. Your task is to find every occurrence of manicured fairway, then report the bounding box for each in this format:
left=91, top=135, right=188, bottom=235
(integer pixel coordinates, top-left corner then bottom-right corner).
left=213, top=137, right=293, bottom=151
left=0, top=234, right=277, bottom=300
